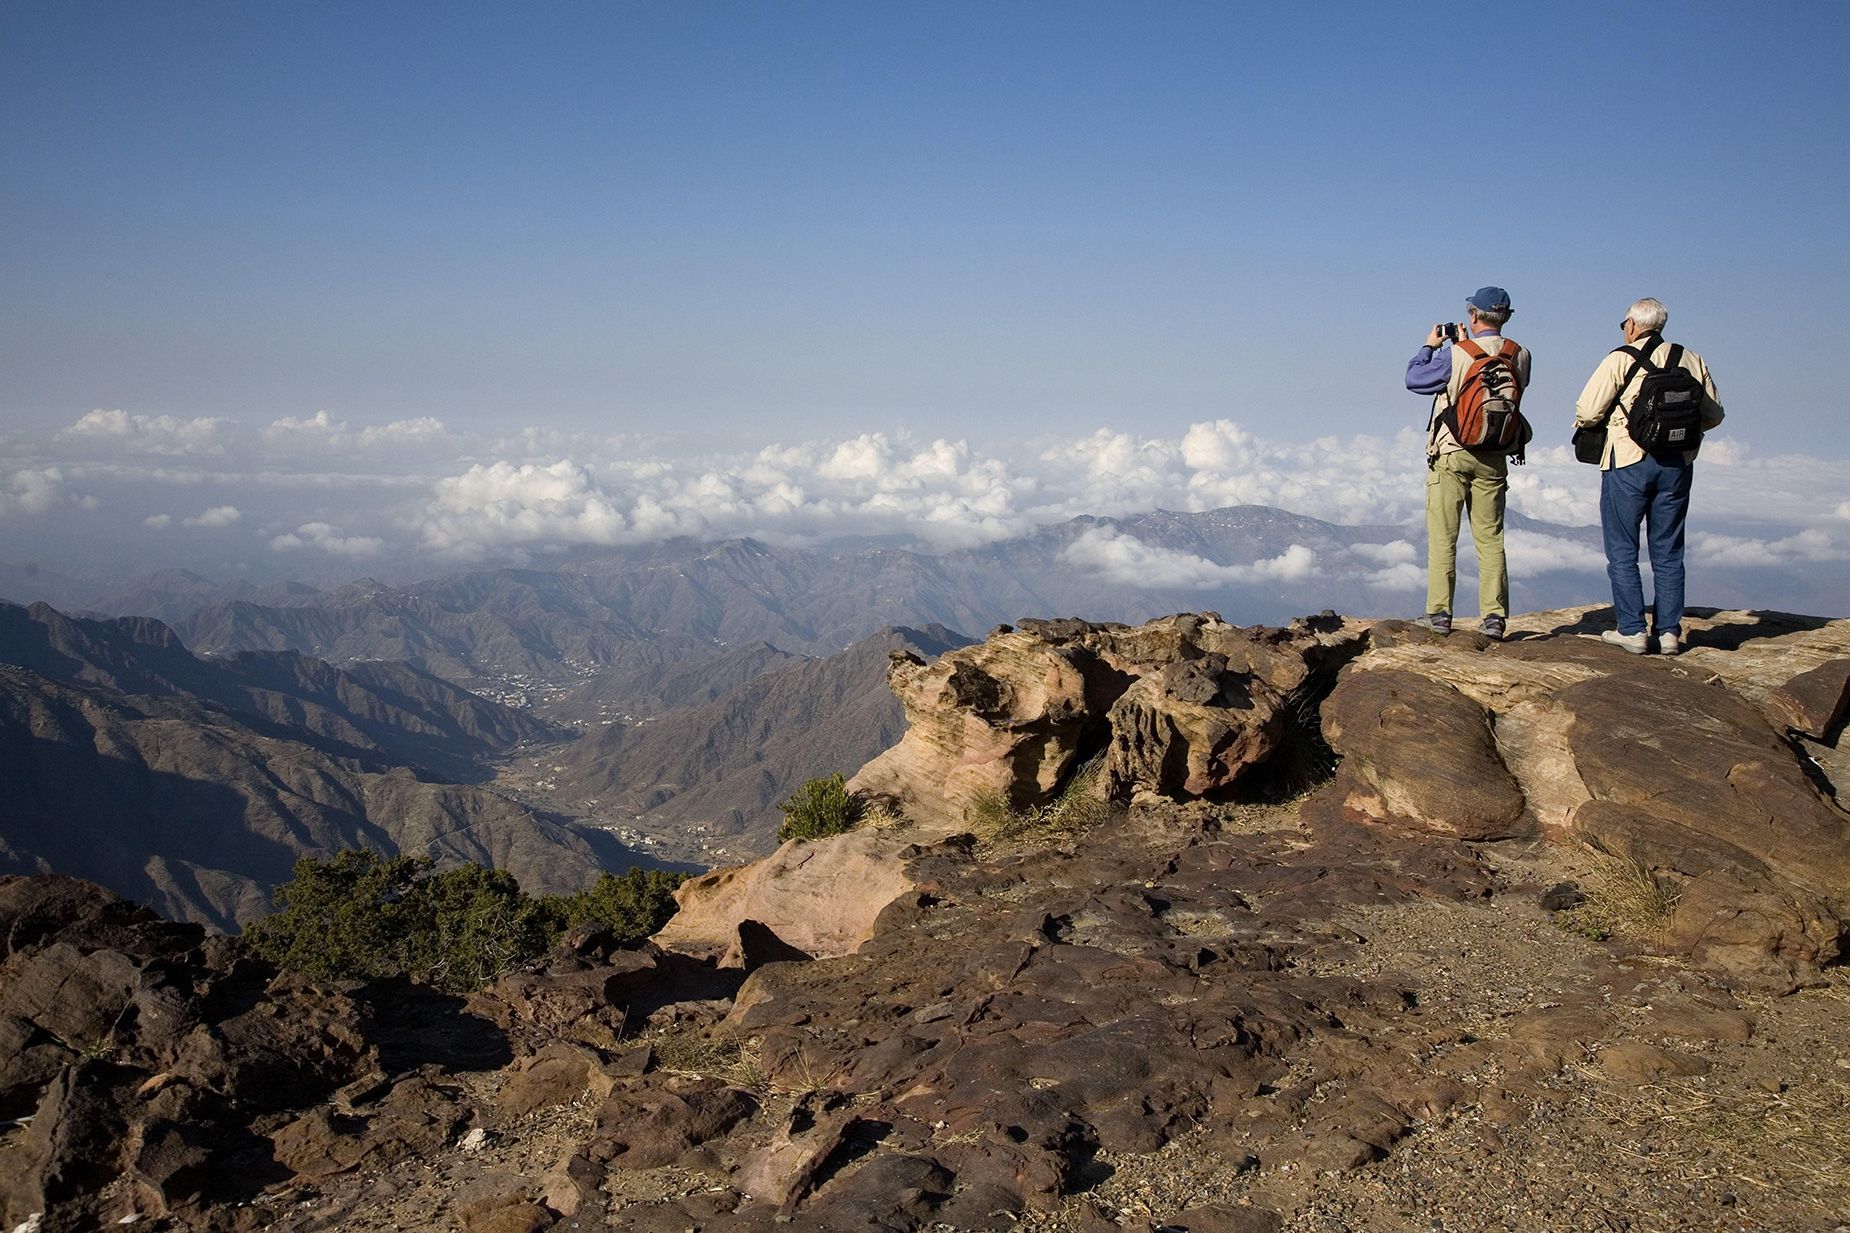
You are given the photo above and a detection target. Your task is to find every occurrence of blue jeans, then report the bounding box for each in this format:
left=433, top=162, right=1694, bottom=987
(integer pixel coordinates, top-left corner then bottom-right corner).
left=1600, top=455, right=1694, bottom=636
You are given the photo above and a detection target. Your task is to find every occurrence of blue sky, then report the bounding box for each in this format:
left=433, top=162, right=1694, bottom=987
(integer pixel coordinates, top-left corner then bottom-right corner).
left=7, top=1, right=1847, bottom=445
left=3, top=2, right=1849, bottom=593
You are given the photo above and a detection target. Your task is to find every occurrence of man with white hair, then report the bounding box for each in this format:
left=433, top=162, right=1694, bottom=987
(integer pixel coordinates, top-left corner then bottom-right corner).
left=1573, top=297, right=1726, bottom=654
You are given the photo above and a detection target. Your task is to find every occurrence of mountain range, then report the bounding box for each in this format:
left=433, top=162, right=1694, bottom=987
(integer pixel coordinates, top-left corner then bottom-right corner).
left=531, top=623, right=973, bottom=865
left=0, top=602, right=659, bottom=931
left=10, top=507, right=1462, bottom=711
left=0, top=503, right=1635, bottom=925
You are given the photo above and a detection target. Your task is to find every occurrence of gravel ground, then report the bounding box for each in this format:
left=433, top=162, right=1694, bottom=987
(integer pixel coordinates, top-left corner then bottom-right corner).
left=1011, top=831, right=1850, bottom=1233
left=264, top=806, right=1850, bottom=1233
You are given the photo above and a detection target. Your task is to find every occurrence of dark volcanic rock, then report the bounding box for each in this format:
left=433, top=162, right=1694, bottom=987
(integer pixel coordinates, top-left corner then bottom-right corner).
left=0, top=875, right=511, bottom=1232
left=585, top=1076, right=758, bottom=1169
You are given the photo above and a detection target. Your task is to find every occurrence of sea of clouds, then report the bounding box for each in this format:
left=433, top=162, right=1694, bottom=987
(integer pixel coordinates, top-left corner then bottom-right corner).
left=4, top=407, right=1849, bottom=605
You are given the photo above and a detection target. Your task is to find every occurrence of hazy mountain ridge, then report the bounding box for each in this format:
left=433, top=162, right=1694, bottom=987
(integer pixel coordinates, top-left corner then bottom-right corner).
left=0, top=664, right=642, bottom=932
left=3, top=507, right=1624, bottom=718
left=29, top=507, right=1420, bottom=698
left=0, top=600, right=560, bottom=780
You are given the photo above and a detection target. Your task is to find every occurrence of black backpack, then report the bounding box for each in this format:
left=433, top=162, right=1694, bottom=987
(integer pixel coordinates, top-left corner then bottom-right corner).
left=1611, top=336, right=1707, bottom=454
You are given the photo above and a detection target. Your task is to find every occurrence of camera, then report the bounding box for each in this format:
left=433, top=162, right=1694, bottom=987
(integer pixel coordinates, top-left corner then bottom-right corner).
left=1437, top=322, right=1458, bottom=343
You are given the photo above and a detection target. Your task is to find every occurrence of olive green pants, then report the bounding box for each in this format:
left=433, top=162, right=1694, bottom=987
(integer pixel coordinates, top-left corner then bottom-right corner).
left=1425, top=449, right=1509, bottom=618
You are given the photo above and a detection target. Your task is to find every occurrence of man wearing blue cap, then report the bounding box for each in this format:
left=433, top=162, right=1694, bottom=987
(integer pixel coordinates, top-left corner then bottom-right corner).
left=1404, top=287, right=1531, bottom=638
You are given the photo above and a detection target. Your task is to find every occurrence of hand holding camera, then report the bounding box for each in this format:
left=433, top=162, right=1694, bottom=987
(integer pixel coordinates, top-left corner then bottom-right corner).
left=1426, top=322, right=1457, bottom=348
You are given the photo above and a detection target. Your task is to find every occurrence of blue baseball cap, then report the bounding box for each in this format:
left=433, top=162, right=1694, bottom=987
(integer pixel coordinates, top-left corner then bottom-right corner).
left=1467, top=286, right=1512, bottom=312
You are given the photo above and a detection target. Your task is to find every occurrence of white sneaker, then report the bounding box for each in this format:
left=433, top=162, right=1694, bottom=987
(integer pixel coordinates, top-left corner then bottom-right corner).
left=1601, top=629, right=1649, bottom=655
left=1658, top=632, right=1681, bottom=656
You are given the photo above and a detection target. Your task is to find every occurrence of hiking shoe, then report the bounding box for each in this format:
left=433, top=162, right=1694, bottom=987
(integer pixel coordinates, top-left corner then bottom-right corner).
left=1413, top=611, right=1451, bottom=635
left=1601, top=629, right=1649, bottom=655
left=1480, top=615, right=1506, bottom=641
left=1658, top=632, right=1681, bottom=656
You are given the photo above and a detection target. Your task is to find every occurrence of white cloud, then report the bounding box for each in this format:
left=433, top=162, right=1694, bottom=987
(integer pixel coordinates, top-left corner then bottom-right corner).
left=1361, top=561, right=1425, bottom=591
left=15, top=409, right=1850, bottom=598
left=61, top=409, right=229, bottom=455
left=1505, top=530, right=1608, bottom=574
left=1351, top=540, right=1416, bottom=566
left=264, top=410, right=451, bottom=452
left=417, top=435, right=1036, bottom=556
left=183, top=505, right=242, bottom=528
left=143, top=514, right=172, bottom=529
left=1699, top=438, right=1748, bottom=465
left=357, top=417, right=448, bottom=448
left=270, top=522, right=384, bottom=557
left=0, top=467, right=64, bottom=517
left=1180, top=419, right=1257, bottom=472
left=1505, top=470, right=1597, bottom=527
left=421, top=460, right=640, bottom=554
left=1061, top=527, right=1317, bottom=589
left=1692, top=526, right=1850, bottom=567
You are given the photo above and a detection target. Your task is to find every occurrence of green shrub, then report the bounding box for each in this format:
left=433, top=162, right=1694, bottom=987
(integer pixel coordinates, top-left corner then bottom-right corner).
left=777, top=773, right=864, bottom=842
left=403, top=862, right=556, bottom=993
left=243, top=850, right=431, bottom=984
left=544, top=868, right=687, bottom=940
left=245, top=851, right=685, bottom=993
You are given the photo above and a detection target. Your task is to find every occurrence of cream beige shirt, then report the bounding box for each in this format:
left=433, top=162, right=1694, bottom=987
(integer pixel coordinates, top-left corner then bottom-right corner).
left=1431, top=332, right=1532, bottom=456
left=1572, top=335, right=1725, bottom=470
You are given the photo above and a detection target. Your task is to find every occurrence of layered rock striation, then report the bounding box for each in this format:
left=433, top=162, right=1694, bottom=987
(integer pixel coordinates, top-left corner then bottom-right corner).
left=1323, top=608, right=1850, bottom=980
left=848, top=612, right=1369, bottom=830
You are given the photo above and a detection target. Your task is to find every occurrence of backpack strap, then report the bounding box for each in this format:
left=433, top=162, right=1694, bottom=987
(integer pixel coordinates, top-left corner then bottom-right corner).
left=1596, top=333, right=1663, bottom=422
left=1456, top=338, right=1489, bottom=361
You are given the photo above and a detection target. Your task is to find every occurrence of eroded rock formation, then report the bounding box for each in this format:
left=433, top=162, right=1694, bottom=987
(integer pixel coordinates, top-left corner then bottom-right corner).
left=848, top=612, right=1369, bottom=830
left=848, top=606, right=1850, bottom=984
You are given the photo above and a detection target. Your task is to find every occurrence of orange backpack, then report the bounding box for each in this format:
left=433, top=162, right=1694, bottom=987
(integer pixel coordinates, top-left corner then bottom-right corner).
left=1438, top=338, right=1531, bottom=463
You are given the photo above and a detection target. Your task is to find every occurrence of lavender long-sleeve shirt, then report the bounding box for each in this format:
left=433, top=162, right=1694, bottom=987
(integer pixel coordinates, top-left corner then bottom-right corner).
left=1404, top=327, right=1505, bottom=395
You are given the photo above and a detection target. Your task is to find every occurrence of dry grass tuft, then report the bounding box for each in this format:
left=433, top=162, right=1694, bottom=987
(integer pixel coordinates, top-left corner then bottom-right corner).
left=968, top=762, right=1114, bottom=844
left=1556, top=848, right=1681, bottom=943
left=649, top=1030, right=764, bottom=1089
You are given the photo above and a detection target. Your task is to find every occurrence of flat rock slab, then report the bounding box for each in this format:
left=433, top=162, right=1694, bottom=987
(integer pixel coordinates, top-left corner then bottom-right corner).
left=1766, top=658, right=1850, bottom=740
left=1335, top=608, right=1850, bottom=983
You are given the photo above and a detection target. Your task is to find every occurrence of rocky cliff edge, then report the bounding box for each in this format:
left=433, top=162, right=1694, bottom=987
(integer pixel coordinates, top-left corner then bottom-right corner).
left=2, top=605, right=1847, bottom=1232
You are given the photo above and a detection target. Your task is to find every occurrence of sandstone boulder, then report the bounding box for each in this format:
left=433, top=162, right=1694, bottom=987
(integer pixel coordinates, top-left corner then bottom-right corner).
left=850, top=613, right=1368, bottom=830
left=1334, top=607, right=1850, bottom=981
left=1322, top=666, right=1529, bottom=839
left=651, top=827, right=947, bottom=966
left=1765, top=658, right=1850, bottom=740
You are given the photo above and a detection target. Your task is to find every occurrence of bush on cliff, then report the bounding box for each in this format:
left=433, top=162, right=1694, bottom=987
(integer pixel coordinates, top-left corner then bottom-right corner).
left=548, top=867, right=688, bottom=939
left=244, top=850, right=685, bottom=992
left=777, top=772, right=865, bottom=842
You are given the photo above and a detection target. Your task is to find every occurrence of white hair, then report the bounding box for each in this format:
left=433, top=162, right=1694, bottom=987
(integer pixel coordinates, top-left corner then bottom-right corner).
left=1627, top=297, right=1668, bottom=331
left=1470, top=304, right=1511, bottom=328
